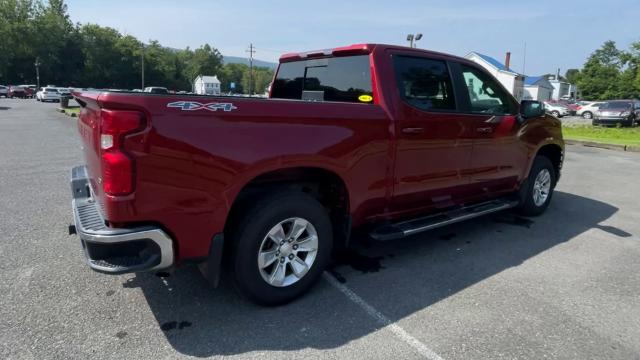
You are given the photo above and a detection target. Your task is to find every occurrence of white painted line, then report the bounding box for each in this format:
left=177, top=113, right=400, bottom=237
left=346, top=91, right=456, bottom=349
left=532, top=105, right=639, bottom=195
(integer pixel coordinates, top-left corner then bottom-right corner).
left=323, top=272, right=444, bottom=360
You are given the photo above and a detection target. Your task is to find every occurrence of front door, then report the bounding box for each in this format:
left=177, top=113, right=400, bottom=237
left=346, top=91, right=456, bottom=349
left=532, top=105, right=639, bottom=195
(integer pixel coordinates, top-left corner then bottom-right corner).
left=390, top=55, right=475, bottom=213
left=454, top=63, right=528, bottom=197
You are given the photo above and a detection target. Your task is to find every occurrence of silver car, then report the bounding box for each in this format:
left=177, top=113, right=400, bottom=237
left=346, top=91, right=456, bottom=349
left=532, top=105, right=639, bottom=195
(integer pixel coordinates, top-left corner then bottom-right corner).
left=543, top=102, right=570, bottom=118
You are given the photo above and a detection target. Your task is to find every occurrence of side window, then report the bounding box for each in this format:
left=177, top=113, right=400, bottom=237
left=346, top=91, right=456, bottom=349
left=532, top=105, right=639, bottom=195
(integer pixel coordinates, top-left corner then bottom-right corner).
left=393, top=56, right=456, bottom=111
left=460, top=64, right=517, bottom=115
left=271, top=55, right=373, bottom=104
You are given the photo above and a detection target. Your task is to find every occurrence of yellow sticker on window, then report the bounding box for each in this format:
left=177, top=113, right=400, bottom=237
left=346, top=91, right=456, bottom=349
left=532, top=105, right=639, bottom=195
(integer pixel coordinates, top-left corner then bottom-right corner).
left=358, top=94, right=373, bottom=103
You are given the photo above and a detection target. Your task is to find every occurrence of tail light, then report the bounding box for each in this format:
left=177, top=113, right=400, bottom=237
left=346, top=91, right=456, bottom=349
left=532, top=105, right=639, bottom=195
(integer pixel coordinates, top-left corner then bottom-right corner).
left=100, top=110, right=145, bottom=196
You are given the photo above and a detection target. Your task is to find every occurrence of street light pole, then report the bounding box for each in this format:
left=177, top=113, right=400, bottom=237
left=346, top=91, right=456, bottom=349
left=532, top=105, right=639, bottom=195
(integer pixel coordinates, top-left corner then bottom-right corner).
left=34, top=58, right=41, bottom=89
left=406, top=34, right=414, bottom=48
left=406, top=33, right=423, bottom=48
left=141, top=45, right=145, bottom=90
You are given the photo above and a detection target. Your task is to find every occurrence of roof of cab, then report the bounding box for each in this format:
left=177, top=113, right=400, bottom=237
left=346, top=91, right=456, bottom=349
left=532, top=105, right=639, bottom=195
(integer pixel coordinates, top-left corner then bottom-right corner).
left=279, top=43, right=471, bottom=64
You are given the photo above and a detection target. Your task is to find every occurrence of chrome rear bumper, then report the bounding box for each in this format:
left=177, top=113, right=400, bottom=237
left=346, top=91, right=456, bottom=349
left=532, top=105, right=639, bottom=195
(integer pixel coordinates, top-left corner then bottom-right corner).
left=70, top=166, right=174, bottom=274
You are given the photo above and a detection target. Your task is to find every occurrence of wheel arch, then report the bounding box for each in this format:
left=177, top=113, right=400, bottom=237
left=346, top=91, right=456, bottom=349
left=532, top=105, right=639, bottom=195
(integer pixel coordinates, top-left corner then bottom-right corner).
left=529, top=143, right=564, bottom=181
left=224, top=165, right=352, bottom=251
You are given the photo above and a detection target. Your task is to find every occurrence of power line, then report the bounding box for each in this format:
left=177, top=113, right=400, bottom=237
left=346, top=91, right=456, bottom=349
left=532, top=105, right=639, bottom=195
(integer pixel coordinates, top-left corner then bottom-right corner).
left=253, top=47, right=288, bottom=54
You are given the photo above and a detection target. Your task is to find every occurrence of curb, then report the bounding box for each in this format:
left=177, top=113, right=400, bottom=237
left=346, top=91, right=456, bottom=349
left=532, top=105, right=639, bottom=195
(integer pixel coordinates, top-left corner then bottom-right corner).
left=565, top=139, right=640, bottom=153
left=57, top=108, right=78, bottom=117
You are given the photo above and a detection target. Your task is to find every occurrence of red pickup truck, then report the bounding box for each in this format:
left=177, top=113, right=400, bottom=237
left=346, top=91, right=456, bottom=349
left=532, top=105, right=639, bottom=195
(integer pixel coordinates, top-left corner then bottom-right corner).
left=70, top=44, right=564, bottom=305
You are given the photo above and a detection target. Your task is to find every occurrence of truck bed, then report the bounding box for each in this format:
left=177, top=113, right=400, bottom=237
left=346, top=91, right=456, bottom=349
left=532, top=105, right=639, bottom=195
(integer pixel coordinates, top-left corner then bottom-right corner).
left=73, top=90, right=391, bottom=262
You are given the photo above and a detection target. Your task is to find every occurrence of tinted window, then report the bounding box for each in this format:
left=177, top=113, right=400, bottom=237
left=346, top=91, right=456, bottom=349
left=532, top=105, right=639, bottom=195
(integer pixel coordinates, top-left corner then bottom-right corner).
left=601, top=101, right=631, bottom=110
left=393, top=56, right=455, bottom=111
left=460, top=64, right=517, bottom=115
left=271, top=55, right=373, bottom=104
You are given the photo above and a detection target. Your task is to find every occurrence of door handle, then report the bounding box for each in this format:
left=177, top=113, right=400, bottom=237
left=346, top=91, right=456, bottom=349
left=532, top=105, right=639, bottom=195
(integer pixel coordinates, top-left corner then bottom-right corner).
left=402, top=127, right=424, bottom=135
left=476, top=127, right=493, bottom=133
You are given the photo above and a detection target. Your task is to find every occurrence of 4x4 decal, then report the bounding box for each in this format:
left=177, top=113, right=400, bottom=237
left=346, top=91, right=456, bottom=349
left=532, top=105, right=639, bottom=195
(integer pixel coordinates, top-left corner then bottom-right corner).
left=167, top=101, right=237, bottom=112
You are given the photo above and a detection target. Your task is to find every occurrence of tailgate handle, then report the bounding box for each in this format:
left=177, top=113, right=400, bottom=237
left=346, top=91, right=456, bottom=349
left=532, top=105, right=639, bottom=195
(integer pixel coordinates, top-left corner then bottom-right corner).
left=402, top=127, right=424, bottom=135
left=476, top=127, right=493, bottom=133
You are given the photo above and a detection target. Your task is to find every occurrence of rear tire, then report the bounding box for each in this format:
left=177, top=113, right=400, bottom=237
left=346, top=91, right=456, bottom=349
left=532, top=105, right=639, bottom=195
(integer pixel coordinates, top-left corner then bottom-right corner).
left=551, top=110, right=560, bottom=118
left=517, top=156, right=556, bottom=216
left=229, top=191, right=332, bottom=306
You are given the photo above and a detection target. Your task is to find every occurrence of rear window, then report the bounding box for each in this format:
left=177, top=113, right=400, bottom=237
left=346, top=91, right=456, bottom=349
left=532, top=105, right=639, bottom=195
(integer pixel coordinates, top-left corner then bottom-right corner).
left=271, top=55, right=373, bottom=104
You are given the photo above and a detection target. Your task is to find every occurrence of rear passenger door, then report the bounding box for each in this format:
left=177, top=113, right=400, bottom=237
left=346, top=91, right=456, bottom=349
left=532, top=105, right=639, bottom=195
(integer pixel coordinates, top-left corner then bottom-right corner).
left=450, top=62, right=528, bottom=198
left=390, top=55, right=476, bottom=213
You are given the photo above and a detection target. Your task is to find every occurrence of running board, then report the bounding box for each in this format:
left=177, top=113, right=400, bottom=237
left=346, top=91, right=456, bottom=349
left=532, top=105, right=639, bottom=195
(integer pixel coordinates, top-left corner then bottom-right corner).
left=370, top=198, right=519, bottom=241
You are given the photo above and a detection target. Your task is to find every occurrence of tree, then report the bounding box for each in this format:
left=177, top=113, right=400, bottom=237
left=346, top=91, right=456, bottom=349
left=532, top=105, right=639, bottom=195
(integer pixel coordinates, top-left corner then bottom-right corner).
left=564, top=69, right=580, bottom=84
left=0, top=0, right=38, bottom=83
left=625, top=41, right=640, bottom=98
left=79, top=24, right=123, bottom=87
left=0, top=0, right=238, bottom=92
left=576, top=41, right=624, bottom=100
left=220, top=63, right=248, bottom=93
left=184, top=44, right=223, bottom=87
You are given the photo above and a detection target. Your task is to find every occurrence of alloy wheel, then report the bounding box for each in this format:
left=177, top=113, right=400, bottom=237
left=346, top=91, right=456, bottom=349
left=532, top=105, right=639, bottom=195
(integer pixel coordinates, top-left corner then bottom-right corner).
left=257, top=217, right=319, bottom=287
left=533, top=169, right=552, bottom=207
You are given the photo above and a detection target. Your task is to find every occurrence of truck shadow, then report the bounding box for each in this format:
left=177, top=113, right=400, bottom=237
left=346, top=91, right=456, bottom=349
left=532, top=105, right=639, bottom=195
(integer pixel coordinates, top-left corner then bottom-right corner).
left=127, top=191, right=628, bottom=357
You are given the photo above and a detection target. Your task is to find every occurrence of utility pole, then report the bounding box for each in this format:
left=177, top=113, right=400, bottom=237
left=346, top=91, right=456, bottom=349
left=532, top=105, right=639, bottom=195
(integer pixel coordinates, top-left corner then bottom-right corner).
left=34, top=57, right=41, bottom=89
left=246, top=43, right=255, bottom=95
left=141, top=45, right=145, bottom=90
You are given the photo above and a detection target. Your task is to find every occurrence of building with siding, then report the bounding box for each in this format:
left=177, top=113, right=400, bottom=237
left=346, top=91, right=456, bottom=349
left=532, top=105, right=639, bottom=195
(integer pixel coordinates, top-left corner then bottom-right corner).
left=465, top=51, right=525, bottom=101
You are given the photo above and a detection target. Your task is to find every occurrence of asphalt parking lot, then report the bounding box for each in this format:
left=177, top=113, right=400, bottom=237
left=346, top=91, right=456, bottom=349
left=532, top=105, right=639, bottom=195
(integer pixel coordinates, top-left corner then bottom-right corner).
left=1, top=98, right=639, bottom=360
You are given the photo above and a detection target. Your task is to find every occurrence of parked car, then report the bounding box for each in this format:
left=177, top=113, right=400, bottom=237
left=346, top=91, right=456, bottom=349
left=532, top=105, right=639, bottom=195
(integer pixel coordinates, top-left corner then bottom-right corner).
left=544, top=101, right=570, bottom=118
left=8, top=86, right=27, bottom=98
left=576, top=101, right=604, bottom=119
left=18, top=84, right=37, bottom=98
left=143, top=86, right=169, bottom=94
left=36, top=87, right=61, bottom=102
left=0, top=85, right=7, bottom=97
left=70, top=43, right=564, bottom=305
left=594, top=100, right=640, bottom=127
left=549, top=99, right=578, bottom=115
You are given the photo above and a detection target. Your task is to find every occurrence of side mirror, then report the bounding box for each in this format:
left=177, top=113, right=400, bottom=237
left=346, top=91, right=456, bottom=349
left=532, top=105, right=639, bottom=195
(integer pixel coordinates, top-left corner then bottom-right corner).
left=520, top=100, right=545, bottom=119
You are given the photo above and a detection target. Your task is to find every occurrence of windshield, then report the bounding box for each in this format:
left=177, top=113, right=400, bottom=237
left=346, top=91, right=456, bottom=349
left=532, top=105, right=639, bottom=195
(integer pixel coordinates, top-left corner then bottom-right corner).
left=601, top=101, right=631, bottom=110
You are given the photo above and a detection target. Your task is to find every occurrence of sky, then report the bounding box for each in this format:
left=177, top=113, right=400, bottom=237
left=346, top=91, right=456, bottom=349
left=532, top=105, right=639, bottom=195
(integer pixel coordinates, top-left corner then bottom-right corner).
left=65, top=0, right=640, bottom=76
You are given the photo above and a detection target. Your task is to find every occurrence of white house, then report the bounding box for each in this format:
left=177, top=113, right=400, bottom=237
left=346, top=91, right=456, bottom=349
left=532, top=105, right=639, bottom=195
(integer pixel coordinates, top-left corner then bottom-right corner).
left=548, top=78, right=579, bottom=100
left=523, top=76, right=553, bottom=101
left=464, top=51, right=525, bottom=101
left=194, top=75, right=221, bottom=95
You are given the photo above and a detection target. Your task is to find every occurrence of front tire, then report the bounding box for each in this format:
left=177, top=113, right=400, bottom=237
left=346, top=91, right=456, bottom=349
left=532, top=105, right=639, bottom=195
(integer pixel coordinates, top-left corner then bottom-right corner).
left=582, top=111, right=593, bottom=119
left=229, top=191, right=332, bottom=306
left=517, top=156, right=556, bottom=216
left=551, top=110, right=560, bottom=118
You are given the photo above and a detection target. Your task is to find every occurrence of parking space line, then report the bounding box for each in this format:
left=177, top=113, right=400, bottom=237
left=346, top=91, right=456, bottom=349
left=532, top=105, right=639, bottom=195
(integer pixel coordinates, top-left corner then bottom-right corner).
left=323, top=272, right=444, bottom=360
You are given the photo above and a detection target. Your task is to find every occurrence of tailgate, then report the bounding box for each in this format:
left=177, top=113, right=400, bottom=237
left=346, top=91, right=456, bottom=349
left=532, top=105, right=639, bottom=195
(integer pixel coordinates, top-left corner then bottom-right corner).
left=74, top=92, right=103, bottom=200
